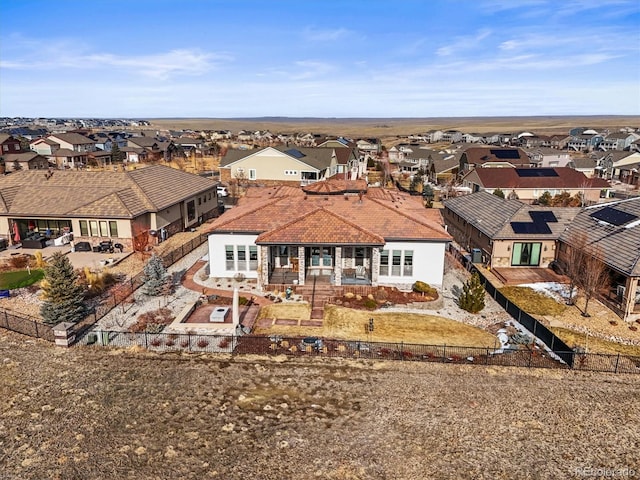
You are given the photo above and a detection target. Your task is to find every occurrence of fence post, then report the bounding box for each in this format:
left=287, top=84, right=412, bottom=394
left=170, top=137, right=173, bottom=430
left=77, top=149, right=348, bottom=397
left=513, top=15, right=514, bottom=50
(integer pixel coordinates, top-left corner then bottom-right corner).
left=400, top=341, right=404, bottom=361
left=442, top=344, right=446, bottom=363
left=614, top=354, right=620, bottom=374
left=34, top=320, right=40, bottom=339
left=3, top=309, right=8, bottom=329
left=188, top=332, right=192, bottom=352
left=528, top=347, right=533, bottom=368
left=144, top=332, right=148, bottom=348
left=485, top=348, right=489, bottom=364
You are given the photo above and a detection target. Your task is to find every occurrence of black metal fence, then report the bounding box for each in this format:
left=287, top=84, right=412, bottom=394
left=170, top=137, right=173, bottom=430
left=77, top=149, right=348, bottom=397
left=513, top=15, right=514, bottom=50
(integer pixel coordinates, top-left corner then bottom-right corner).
left=0, top=308, right=55, bottom=342
left=75, top=331, right=640, bottom=374
left=0, top=231, right=210, bottom=342
left=448, top=245, right=576, bottom=366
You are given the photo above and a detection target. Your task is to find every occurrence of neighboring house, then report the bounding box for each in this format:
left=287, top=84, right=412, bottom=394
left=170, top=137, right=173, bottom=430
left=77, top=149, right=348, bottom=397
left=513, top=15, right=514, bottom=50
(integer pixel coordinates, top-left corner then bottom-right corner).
left=219, top=146, right=361, bottom=186
left=557, top=198, right=640, bottom=321
left=127, top=136, right=173, bottom=162
left=48, top=148, right=88, bottom=169
left=121, top=147, right=147, bottom=163
left=206, top=185, right=452, bottom=290
left=172, top=136, right=205, bottom=156
left=0, top=134, right=23, bottom=154
left=515, top=133, right=549, bottom=149
left=89, top=133, right=113, bottom=152
left=611, top=152, right=640, bottom=182
left=598, top=132, right=640, bottom=151
left=460, top=167, right=611, bottom=204
left=566, top=130, right=603, bottom=152
left=459, top=146, right=532, bottom=174
left=428, top=154, right=459, bottom=185
left=441, top=130, right=463, bottom=143
left=30, top=137, right=60, bottom=156
left=210, top=130, right=233, bottom=141
left=47, top=133, right=96, bottom=152
left=617, top=161, right=640, bottom=187
left=2, top=152, right=50, bottom=172
left=443, top=191, right=578, bottom=268
left=356, top=139, right=381, bottom=155
left=527, top=148, right=575, bottom=168
left=0, top=165, right=220, bottom=250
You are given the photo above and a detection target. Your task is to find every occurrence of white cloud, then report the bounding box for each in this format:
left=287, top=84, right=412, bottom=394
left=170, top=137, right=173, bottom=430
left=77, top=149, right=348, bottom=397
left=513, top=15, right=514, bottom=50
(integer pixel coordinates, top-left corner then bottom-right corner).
left=436, top=29, right=492, bottom=56
left=290, top=60, right=335, bottom=80
left=303, top=27, right=351, bottom=42
left=0, top=36, right=229, bottom=79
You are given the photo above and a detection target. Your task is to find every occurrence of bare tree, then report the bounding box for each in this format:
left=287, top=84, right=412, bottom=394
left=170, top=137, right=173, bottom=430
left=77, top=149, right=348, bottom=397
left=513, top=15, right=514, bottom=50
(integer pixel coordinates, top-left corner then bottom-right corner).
left=578, top=244, right=610, bottom=317
left=563, top=231, right=610, bottom=315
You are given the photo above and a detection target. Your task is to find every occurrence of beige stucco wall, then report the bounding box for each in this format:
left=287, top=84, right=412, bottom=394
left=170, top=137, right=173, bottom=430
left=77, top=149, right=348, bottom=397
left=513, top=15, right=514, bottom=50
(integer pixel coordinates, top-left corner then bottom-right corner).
left=228, top=149, right=319, bottom=182
left=490, top=239, right=556, bottom=268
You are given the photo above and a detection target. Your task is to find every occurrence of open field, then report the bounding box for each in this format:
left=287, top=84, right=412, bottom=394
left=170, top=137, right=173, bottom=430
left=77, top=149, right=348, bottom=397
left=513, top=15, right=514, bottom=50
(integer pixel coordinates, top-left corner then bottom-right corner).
left=149, top=115, right=640, bottom=138
left=1, top=330, right=639, bottom=480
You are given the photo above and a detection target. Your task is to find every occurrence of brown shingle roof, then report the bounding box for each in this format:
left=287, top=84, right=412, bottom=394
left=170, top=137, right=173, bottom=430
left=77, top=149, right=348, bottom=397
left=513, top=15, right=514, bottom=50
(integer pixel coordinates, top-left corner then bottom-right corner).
left=0, top=165, right=215, bottom=218
left=49, top=133, right=95, bottom=145
left=468, top=167, right=610, bottom=189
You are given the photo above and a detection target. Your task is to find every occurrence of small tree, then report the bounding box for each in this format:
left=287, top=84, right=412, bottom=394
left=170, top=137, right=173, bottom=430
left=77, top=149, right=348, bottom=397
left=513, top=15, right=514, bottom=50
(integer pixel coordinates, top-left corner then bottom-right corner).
left=492, top=188, right=505, bottom=199
left=538, top=191, right=552, bottom=206
left=13, top=160, right=23, bottom=171
left=507, top=190, right=519, bottom=200
left=143, top=254, right=167, bottom=296
left=458, top=272, right=485, bottom=313
left=40, top=252, right=87, bottom=325
left=110, top=144, right=126, bottom=164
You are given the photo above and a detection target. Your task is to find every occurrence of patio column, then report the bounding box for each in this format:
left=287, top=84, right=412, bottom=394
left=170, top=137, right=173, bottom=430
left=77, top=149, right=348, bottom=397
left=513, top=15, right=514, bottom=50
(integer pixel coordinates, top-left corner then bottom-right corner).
left=297, top=246, right=305, bottom=286
left=258, top=246, right=269, bottom=289
left=371, top=247, right=380, bottom=286
left=334, top=247, right=342, bottom=286
left=623, top=277, right=638, bottom=321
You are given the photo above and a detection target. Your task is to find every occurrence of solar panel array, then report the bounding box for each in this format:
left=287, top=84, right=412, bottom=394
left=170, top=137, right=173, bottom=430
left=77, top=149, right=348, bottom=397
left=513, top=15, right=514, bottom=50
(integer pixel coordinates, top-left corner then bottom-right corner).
left=511, top=222, right=552, bottom=234
left=490, top=149, right=520, bottom=159
left=515, top=168, right=559, bottom=177
left=285, top=149, right=305, bottom=159
left=589, top=206, right=638, bottom=226
left=510, top=210, right=557, bottom=234
left=529, top=211, right=558, bottom=223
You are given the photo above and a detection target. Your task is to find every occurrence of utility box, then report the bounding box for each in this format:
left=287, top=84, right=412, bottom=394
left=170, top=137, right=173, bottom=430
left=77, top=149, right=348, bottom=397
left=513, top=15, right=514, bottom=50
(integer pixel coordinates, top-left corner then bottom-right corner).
left=471, top=248, right=483, bottom=264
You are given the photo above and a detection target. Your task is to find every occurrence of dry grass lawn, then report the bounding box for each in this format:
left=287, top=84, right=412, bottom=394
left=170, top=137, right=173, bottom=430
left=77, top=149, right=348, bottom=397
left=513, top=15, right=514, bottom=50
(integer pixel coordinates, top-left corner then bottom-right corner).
left=254, top=304, right=497, bottom=347
left=2, top=330, right=639, bottom=480
left=551, top=326, right=640, bottom=356
left=500, top=286, right=567, bottom=316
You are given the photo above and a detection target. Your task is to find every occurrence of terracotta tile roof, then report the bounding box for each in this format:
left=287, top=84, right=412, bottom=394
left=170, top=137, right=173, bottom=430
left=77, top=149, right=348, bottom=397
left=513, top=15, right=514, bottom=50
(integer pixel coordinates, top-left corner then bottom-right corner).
left=302, top=176, right=367, bottom=194
left=256, top=208, right=385, bottom=245
left=0, top=165, right=215, bottom=218
left=209, top=186, right=451, bottom=244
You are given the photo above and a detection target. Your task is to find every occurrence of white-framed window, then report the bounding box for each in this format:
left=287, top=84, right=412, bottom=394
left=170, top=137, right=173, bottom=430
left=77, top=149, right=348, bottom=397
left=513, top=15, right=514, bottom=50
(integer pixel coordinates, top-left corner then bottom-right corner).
left=380, top=249, right=414, bottom=277
left=225, top=245, right=234, bottom=270
left=249, top=169, right=256, bottom=180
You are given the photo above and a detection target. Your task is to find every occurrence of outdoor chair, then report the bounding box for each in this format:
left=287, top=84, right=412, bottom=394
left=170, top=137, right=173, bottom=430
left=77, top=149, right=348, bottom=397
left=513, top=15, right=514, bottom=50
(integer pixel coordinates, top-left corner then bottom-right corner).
left=355, top=265, right=366, bottom=279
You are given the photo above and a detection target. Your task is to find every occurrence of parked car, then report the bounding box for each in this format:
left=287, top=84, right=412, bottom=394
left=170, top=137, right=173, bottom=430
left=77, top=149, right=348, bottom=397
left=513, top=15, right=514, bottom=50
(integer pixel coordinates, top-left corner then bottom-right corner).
left=217, top=186, right=229, bottom=197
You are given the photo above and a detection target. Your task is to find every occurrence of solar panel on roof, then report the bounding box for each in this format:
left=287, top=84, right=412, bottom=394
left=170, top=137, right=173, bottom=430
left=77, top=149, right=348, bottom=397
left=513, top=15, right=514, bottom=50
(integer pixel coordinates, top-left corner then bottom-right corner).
left=510, top=222, right=552, bottom=234
left=589, top=206, right=637, bottom=226
left=285, top=149, right=305, bottom=159
left=515, top=168, right=559, bottom=177
left=490, top=149, right=520, bottom=159
left=529, top=211, right=558, bottom=223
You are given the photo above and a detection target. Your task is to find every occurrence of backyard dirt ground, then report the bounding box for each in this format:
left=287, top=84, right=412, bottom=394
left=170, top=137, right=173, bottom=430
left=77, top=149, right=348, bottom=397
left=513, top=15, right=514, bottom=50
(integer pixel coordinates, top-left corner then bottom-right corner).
left=1, top=329, right=639, bottom=480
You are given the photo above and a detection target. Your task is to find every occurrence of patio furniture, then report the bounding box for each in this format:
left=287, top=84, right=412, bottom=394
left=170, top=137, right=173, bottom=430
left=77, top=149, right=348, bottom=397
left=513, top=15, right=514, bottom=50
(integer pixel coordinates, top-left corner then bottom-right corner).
left=355, top=265, right=367, bottom=279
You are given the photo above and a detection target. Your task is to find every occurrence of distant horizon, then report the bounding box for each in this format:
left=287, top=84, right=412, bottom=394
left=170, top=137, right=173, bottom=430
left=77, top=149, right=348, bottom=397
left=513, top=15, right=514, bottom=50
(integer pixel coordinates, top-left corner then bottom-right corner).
left=5, top=114, right=640, bottom=121
left=1, top=0, right=638, bottom=118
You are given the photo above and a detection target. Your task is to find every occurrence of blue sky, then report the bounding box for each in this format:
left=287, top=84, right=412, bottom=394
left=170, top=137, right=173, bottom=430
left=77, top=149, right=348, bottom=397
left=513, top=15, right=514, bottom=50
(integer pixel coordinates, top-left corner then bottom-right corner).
left=1, top=0, right=639, bottom=118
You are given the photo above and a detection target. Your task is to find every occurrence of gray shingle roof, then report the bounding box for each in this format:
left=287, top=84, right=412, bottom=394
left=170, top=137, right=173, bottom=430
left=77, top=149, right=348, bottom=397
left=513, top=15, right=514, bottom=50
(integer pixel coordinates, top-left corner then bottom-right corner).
left=560, top=198, right=640, bottom=276
left=444, top=191, right=579, bottom=240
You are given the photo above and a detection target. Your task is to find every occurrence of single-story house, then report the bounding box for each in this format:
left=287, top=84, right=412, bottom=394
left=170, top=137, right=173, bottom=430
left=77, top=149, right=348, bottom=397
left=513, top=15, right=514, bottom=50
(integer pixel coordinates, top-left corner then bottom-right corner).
left=459, top=146, right=532, bottom=174
left=219, top=146, right=362, bottom=186
left=461, top=167, right=611, bottom=204
left=207, top=185, right=452, bottom=290
left=443, top=191, right=579, bottom=268
left=0, top=165, right=220, bottom=250
left=2, top=152, right=50, bottom=172
left=557, top=198, right=640, bottom=321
